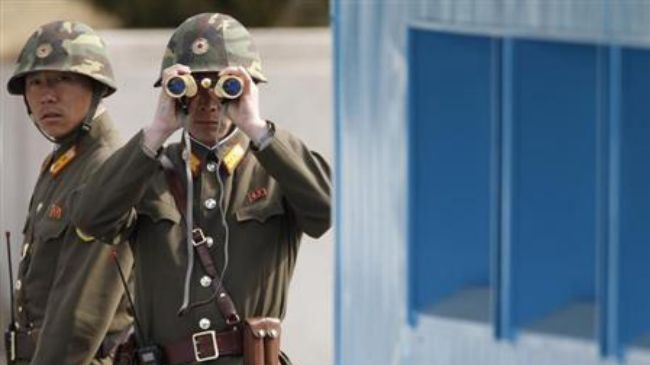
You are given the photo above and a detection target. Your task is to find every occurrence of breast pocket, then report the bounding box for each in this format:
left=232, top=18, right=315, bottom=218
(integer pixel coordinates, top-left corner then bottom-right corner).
left=34, top=216, right=68, bottom=243
left=232, top=196, right=287, bottom=256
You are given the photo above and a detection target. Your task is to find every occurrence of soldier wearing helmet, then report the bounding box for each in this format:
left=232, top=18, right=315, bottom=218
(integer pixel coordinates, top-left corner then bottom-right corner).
left=5, top=21, right=134, bottom=364
left=73, top=13, right=331, bottom=365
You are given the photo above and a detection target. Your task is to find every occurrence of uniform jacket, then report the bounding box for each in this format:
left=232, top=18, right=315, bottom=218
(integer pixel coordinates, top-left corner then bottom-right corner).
left=15, top=113, right=134, bottom=365
left=73, top=124, right=331, bottom=364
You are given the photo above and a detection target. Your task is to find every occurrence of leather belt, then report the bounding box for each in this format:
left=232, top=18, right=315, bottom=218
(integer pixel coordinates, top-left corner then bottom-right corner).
left=164, top=328, right=243, bottom=364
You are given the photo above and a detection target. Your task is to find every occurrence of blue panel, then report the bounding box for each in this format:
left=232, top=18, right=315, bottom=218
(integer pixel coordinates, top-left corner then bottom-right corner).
left=597, top=46, right=615, bottom=358
left=618, top=47, right=650, bottom=350
left=498, top=38, right=515, bottom=339
left=334, top=1, right=414, bottom=364
left=409, top=30, right=498, bottom=315
left=506, top=40, right=598, bottom=334
left=332, top=0, right=343, bottom=364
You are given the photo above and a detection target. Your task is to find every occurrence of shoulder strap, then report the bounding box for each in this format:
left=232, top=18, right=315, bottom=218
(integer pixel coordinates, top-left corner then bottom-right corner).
left=160, top=155, right=241, bottom=326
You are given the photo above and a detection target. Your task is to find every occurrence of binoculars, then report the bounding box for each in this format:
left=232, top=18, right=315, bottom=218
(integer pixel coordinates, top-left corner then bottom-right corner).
left=164, top=74, right=244, bottom=100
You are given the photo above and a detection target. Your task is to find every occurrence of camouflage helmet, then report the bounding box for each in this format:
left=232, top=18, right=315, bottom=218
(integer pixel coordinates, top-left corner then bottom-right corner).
left=154, top=13, right=267, bottom=87
left=7, top=20, right=116, bottom=97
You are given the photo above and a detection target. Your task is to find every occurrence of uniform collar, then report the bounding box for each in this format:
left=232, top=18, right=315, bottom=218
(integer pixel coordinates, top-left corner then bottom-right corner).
left=52, top=109, right=112, bottom=152
left=85, top=108, right=114, bottom=144
left=171, top=127, right=250, bottom=177
left=42, top=111, right=115, bottom=175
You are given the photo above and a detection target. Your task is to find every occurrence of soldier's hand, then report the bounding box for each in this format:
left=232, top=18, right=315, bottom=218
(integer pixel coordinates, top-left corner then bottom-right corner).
left=143, top=64, right=190, bottom=152
left=219, top=66, right=268, bottom=144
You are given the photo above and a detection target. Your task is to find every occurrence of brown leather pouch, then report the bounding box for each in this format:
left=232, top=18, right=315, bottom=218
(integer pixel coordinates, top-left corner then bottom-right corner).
left=243, top=317, right=281, bottom=365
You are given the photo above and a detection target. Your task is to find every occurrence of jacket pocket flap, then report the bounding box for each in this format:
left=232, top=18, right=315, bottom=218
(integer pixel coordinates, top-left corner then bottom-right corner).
left=35, top=218, right=68, bottom=242
left=236, top=200, right=284, bottom=223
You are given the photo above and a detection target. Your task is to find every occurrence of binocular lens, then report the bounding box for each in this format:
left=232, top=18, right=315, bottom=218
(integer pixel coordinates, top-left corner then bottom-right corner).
left=166, top=77, right=187, bottom=97
left=222, top=78, right=242, bottom=98
left=164, top=74, right=197, bottom=98
left=215, top=76, right=244, bottom=100
left=165, top=74, right=242, bottom=100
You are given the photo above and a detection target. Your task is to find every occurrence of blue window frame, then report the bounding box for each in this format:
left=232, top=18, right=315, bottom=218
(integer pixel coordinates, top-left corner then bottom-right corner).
left=408, top=26, right=650, bottom=359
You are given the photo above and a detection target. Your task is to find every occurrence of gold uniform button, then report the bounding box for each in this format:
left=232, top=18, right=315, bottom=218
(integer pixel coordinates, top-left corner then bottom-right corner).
left=21, top=243, right=30, bottom=259
left=17, top=306, right=23, bottom=313
left=206, top=236, right=214, bottom=247
left=15, top=280, right=21, bottom=290
left=199, top=318, right=211, bottom=330
left=206, top=162, right=217, bottom=172
left=200, top=275, right=212, bottom=288
left=204, top=199, right=217, bottom=210
left=36, top=202, right=44, bottom=212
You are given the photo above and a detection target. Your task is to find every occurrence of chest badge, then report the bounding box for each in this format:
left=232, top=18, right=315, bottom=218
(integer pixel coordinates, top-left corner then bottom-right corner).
left=48, top=203, right=63, bottom=220
left=248, top=187, right=268, bottom=203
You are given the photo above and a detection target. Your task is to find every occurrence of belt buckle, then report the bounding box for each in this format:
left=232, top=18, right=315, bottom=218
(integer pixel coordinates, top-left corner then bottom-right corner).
left=192, top=228, right=207, bottom=247
left=192, top=330, right=219, bottom=362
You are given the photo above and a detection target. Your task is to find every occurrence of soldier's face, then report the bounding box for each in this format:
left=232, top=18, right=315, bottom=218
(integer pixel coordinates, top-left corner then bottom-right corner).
left=25, top=71, right=94, bottom=139
left=186, top=73, right=233, bottom=145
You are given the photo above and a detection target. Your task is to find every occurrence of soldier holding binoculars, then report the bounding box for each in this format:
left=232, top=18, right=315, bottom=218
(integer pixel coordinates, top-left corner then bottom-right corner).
left=72, top=13, right=332, bottom=365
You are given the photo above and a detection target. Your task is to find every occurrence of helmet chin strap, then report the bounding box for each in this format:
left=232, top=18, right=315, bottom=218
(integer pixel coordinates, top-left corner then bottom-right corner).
left=79, top=84, right=105, bottom=134
left=23, top=83, right=105, bottom=145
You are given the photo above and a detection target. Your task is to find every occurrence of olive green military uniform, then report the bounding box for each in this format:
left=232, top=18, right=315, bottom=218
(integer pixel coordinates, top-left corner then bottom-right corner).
left=14, top=114, right=134, bottom=365
left=73, top=125, right=331, bottom=364
left=6, top=21, right=134, bottom=365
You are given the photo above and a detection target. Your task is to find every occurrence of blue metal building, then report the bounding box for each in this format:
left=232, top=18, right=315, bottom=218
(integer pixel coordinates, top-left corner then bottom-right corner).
left=333, top=1, right=650, bottom=364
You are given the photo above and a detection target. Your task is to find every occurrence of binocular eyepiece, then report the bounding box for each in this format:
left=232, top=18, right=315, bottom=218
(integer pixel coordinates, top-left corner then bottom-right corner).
left=164, top=74, right=244, bottom=100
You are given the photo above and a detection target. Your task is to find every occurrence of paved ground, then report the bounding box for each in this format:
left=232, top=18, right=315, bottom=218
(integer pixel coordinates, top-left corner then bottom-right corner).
left=0, top=28, right=333, bottom=365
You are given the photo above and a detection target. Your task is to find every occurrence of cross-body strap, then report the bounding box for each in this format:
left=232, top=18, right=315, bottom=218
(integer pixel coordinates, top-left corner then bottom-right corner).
left=160, top=155, right=241, bottom=326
